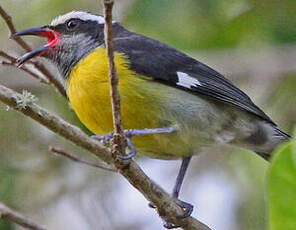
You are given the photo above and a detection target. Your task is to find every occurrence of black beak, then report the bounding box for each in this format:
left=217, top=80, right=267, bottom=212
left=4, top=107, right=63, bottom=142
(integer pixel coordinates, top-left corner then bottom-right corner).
left=12, top=27, right=51, bottom=38
left=12, top=26, right=58, bottom=66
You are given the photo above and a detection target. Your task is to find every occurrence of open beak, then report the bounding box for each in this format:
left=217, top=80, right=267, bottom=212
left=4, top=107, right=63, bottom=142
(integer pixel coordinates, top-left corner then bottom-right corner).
left=12, top=26, right=59, bottom=66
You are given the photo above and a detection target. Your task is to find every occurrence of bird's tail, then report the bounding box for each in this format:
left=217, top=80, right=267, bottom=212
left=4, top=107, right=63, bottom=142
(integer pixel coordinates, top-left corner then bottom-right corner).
left=273, top=126, right=291, bottom=140
left=256, top=125, right=291, bottom=161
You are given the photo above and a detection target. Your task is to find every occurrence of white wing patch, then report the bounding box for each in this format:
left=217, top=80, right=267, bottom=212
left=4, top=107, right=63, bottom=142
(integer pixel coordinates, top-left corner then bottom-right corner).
left=50, top=11, right=107, bottom=26
left=176, top=72, right=202, bottom=89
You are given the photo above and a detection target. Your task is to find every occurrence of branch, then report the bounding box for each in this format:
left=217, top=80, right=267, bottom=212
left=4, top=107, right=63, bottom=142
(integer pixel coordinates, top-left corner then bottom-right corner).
left=0, top=51, right=50, bottom=84
left=0, top=6, right=31, bottom=52
left=49, top=146, right=117, bottom=172
left=0, top=84, right=211, bottom=230
left=0, top=202, right=46, bottom=230
left=0, top=5, right=67, bottom=98
left=0, top=50, right=18, bottom=62
left=104, top=0, right=126, bottom=157
left=33, top=61, right=67, bottom=98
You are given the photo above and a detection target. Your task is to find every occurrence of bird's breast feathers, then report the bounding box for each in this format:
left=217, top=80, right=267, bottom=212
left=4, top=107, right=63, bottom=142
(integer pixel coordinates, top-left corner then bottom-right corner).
left=66, top=47, right=197, bottom=158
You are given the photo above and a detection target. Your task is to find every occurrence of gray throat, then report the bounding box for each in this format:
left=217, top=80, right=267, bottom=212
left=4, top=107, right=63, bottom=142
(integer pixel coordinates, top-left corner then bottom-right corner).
left=51, top=34, right=103, bottom=79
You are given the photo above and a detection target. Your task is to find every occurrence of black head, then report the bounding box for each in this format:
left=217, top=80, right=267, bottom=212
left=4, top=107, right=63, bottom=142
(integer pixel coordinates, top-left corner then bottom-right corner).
left=13, top=11, right=111, bottom=78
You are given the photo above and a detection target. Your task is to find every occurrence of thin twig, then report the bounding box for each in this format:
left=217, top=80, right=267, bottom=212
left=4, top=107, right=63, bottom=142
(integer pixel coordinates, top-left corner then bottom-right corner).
left=2, top=62, right=50, bottom=84
left=0, top=50, right=17, bottom=62
left=33, top=62, right=67, bottom=98
left=0, top=5, right=67, bottom=98
left=0, top=5, right=31, bottom=52
left=0, top=50, right=50, bottom=84
left=49, top=146, right=117, bottom=172
left=0, top=50, right=35, bottom=66
left=0, top=84, right=211, bottom=230
left=0, top=202, right=46, bottom=230
left=104, top=0, right=126, bottom=157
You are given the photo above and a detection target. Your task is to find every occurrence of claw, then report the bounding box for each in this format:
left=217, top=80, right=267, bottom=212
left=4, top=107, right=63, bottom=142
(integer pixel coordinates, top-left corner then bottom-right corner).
left=176, top=200, right=193, bottom=219
left=162, top=199, right=194, bottom=229
left=163, top=221, right=181, bottom=229
left=92, top=132, right=137, bottom=159
left=117, top=138, right=136, bottom=160
left=117, top=151, right=135, bottom=160
left=148, top=202, right=156, bottom=209
left=148, top=200, right=193, bottom=218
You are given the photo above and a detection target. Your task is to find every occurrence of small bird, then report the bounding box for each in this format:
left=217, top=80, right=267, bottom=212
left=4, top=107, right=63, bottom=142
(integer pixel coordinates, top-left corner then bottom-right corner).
left=14, top=11, right=290, bottom=227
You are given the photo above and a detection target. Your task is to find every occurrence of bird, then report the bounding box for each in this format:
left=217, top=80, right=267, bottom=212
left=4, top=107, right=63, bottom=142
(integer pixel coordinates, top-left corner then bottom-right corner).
left=13, top=11, right=290, bottom=228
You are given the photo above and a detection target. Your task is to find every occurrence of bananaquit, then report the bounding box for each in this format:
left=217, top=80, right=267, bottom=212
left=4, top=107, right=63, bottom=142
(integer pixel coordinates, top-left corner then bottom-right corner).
left=14, top=11, right=290, bottom=221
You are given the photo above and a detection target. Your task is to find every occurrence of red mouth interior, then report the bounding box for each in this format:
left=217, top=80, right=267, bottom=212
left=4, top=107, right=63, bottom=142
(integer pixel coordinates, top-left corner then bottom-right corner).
left=38, top=30, right=59, bottom=47
left=14, top=27, right=60, bottom=66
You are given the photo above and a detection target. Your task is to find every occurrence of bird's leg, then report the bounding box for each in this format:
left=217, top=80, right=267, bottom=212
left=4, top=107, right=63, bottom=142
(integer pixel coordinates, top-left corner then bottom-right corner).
left=92, top=127, right=177, bottom=159
left=124, top=127, right=176, bottom=137
left=92, top=132, right=114, bottom=145
left=94, top=129, right=193, bottom=229
left=163, top=156, right=193, bottom=229
left=116, top=137, right=136, bottom=160
left=148, top=156, right=193, bottom=228
left=172, top=156, right=192, bottom=199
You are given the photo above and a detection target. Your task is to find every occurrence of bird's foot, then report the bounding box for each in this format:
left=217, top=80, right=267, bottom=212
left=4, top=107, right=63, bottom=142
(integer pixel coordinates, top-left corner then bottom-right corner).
left=92, top=127, right=176, bottom=159
left=163, top=200, right=193, bottom=229
left=148, top=202, right=156, bottom=209
left=175, top=199, right=194, bottom=219
left=149, top=199, right=193, bottom=229
left=163, top=221, right=181, bottom=229
left=124, top=127, right=176, bottom=138
left=92, top=132, right=137, bottom=160
left=116, top=137, right=136, bottom=160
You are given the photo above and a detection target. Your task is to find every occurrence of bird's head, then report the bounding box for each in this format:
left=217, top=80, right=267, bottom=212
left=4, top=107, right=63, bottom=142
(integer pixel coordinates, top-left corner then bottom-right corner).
left=13, top=11, right=109, bottom=77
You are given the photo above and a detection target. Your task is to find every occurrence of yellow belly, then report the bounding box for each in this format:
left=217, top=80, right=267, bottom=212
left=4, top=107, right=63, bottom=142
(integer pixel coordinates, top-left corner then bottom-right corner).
left=67, top=48, right=192, bottom=159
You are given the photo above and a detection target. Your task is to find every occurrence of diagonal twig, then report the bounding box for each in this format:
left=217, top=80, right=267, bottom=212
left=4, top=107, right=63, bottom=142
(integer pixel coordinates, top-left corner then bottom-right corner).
left=0, top=51, right=50, bottom=84
left=0, top=50, right=18, bottom=62
left=0, top=5, right=67, bottom=98
left=2, top=61, right=50, bottom=84
left=0, top=5, right=31, bottom=52
left=32, top=61, right=67, bottom=98
left=49, top=146, right=117, bottom=172
left=0, top=202, right=46, bottom=230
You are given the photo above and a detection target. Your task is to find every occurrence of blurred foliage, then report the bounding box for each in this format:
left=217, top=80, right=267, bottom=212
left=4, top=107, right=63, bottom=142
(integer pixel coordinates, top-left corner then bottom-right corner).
left=124, top=0, right=296, bottom=50
left=265, top=74, right=296, bottom=128
left=228, top=150, right=268, bottom=230
left=267, top=142, right=296, bottom=230
left=0, top=167, right=16, bottom=230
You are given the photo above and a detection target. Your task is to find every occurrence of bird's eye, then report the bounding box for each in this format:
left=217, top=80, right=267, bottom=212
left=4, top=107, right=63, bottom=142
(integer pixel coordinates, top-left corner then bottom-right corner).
left=66, top=19, right=79, bottom=30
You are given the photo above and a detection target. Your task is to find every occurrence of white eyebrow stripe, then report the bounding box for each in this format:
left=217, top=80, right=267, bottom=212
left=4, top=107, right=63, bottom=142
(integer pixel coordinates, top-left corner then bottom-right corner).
left=50, top=11, right=106, bottom=26
left=176, top=72, right=202, bottom=89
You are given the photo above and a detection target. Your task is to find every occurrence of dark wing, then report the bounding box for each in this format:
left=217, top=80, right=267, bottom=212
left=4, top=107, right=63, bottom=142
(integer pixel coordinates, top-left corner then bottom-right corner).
left=112, top=27, right=274, bottom=124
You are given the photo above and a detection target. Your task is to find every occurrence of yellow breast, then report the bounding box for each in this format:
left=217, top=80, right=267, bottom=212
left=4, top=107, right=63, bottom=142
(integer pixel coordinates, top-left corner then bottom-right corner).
left=67, top=47, right=193, bottom=159
left=67, top=47, right=161, bottom=133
